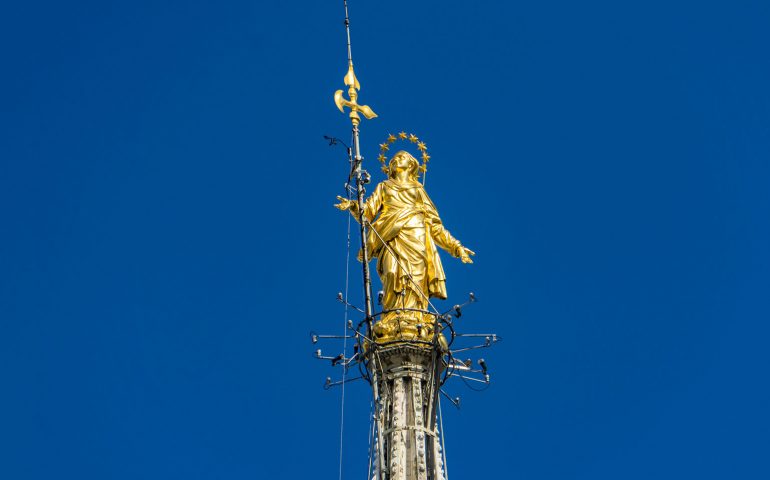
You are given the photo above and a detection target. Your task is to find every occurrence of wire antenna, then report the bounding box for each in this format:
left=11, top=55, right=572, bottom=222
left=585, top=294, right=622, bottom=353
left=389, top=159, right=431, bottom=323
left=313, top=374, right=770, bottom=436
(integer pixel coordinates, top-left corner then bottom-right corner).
left=343, top=0, right=353, bottom=66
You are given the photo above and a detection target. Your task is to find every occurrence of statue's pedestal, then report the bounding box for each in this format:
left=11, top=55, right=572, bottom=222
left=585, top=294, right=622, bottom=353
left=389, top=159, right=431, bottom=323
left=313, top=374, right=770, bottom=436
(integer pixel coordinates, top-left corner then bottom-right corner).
left=369, top=343, right=446, bottom=480
left=373, top=313, right=437, bottom=343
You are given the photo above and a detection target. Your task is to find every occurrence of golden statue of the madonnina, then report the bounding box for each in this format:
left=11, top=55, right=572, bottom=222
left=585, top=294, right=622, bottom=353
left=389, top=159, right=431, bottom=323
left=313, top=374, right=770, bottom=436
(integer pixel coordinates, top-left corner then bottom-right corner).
left=335, top=146, right=475, bottom=343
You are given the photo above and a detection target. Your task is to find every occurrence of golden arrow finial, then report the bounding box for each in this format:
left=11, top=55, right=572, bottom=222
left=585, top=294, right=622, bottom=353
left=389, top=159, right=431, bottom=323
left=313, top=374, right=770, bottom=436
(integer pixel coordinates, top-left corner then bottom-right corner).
left=334, top=62, right=377, bottom=126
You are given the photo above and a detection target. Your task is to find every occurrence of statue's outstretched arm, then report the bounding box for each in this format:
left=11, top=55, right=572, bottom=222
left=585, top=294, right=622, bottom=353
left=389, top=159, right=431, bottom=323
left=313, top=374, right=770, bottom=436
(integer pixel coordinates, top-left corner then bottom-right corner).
left=361, top=183, right=383, bottom=221
left=430, top=222, right=475, bottom=264
left=334, top=183, right=384, bottom=223
left=422, top=190, right=475, bottom=264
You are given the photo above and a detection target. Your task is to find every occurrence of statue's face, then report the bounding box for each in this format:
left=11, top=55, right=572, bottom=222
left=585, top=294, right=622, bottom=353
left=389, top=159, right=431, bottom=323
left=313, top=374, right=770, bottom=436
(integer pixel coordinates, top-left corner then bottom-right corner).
left=393, top=154, right=410, bottom=170
left=389, top=152, right=418, bottom=178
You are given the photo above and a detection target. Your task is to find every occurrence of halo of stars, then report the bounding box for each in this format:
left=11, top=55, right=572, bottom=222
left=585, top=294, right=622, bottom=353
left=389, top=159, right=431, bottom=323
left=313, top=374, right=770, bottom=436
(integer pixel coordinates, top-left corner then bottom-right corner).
left=378, top=131, right=430, bottom=175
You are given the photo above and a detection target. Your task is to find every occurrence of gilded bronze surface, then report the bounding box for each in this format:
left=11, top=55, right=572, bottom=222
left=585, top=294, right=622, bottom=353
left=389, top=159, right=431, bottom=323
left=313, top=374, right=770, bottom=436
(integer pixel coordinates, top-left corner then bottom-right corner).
left=377, top=132, right=430, bottom=176
left=334, top=63, right=377, bottom=126
left=335, top=151, right=474, bottom=343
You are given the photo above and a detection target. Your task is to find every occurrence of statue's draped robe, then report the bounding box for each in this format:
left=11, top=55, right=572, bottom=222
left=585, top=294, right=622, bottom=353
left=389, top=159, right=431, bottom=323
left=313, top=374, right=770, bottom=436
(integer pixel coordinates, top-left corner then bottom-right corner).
left=359, top=179, right=463, bottom=313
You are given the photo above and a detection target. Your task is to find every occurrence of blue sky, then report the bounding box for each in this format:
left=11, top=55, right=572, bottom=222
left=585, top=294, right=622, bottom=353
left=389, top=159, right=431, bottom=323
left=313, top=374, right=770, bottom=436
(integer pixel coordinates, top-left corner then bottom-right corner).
left=1, top=1, right=769, bottom=479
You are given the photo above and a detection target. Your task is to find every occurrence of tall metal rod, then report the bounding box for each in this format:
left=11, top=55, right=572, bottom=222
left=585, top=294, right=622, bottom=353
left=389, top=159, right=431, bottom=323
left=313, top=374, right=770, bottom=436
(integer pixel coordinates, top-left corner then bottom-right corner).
left=344, top=0, right=353, bottom=65
left=352, top=105, right=385, bottom=480
left=340, top=3, right=384, bottom=478
left=352, top=125, right=374, bottom=334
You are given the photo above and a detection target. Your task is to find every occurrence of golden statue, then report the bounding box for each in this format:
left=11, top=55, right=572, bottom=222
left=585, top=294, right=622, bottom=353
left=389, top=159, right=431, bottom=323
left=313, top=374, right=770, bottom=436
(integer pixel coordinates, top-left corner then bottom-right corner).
left=335, top=149, right=475, bottom=343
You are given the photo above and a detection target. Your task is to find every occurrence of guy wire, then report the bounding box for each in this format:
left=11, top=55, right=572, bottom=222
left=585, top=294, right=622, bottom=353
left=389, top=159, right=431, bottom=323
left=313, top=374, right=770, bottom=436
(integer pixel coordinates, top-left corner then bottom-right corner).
left=338, top=161, right=353, bottom=480
left=366, top=221, right=442, bottom=316
left=367, top=400, right=375, bottom=480
left=439, top=397, right=449, bottom=480
left=343, top=0, right=353, bottom=64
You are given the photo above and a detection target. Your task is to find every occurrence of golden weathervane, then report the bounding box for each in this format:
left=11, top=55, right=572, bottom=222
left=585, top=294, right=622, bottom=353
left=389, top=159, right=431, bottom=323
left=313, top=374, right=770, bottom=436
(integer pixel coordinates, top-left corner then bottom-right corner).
left=334, top=63, right=377, bottom=127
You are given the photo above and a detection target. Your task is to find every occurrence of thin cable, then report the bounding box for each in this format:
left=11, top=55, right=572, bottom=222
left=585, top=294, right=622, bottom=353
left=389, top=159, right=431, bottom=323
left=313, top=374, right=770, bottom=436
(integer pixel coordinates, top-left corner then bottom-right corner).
left=457, top=372, right=491, bottom=392
left=338, top=184, right=353, bottom=480
left=367, top=400, right=375, bottom=480
left=370, top=348, right=389, bottom=480
left=439, top=398, right=449, bottom=480
left=343, top=0, right=353, bottom=65
left=366, top=221, right=442, bottom=316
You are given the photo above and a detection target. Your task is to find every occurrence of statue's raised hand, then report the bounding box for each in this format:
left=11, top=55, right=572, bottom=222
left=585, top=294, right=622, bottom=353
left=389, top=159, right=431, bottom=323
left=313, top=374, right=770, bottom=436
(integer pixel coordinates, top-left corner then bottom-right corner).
left=459, top=247, right=476, bottom=264
left=334, top=195, right=359, bottom=216
left=334, top=195, right=350, bottom=210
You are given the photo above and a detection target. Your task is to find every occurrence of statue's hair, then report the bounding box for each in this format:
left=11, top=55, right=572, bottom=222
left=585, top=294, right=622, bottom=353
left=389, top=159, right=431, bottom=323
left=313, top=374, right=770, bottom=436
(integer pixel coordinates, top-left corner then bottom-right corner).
left=388, top=151, right=420, bottom=182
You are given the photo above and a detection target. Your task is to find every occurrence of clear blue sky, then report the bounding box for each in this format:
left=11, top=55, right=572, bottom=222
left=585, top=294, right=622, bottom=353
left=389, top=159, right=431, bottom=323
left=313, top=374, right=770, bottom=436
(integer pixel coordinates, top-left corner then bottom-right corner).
left=1, top=1, right=768, bottom=479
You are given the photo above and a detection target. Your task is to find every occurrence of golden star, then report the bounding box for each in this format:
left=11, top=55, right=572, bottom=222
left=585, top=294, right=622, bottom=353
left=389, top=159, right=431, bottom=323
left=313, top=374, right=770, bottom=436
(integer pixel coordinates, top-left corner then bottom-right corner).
left=398, top=131, right=408, bottom=139
left=387, top=134, right=397, bottom=143
left=378, top=153, right=387, bottom=162
left=417, top=142, right=427, bottom=152
left=422, top=153, right=431, bottom=162
left=380, top=143, right=390, bottom=151
left=408, top=134, right=419, bottom=143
